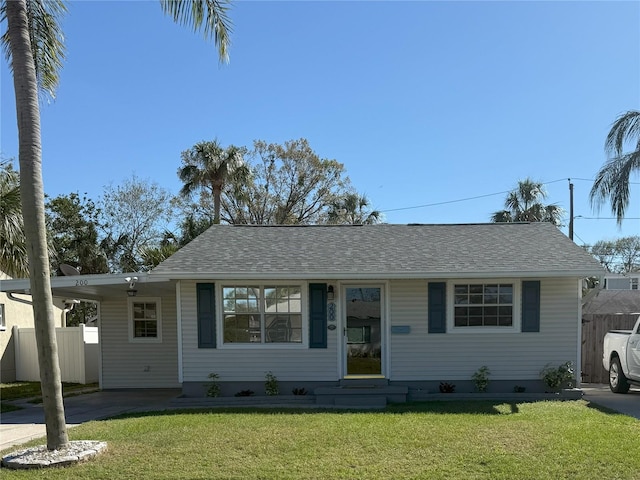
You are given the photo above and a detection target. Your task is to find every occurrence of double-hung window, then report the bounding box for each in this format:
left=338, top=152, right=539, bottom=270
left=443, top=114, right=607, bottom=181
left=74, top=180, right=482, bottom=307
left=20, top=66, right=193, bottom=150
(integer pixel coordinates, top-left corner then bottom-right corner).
left=223, top=286, right=302, bottom=344
left=128, top=297, right=162, bottom=342
left=453, top=283, right=514, bottom=327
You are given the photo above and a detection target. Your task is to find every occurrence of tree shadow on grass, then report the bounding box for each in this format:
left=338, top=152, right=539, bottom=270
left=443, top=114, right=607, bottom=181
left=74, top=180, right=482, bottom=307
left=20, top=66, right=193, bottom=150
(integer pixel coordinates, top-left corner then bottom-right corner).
left=107, top=399, right=535, bottom=421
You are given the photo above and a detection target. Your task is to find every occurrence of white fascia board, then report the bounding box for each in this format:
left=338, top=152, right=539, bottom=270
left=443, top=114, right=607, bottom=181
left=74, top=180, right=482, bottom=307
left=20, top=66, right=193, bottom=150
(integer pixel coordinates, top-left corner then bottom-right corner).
left=149, top=269, right=603, bottom=281
left=0, top=272, right=156, bottom=294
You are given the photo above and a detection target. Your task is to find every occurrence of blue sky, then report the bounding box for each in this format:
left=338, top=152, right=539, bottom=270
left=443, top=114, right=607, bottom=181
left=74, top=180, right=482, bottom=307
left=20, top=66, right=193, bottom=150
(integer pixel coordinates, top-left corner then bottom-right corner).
left=2, top=0, right=639, bottom=248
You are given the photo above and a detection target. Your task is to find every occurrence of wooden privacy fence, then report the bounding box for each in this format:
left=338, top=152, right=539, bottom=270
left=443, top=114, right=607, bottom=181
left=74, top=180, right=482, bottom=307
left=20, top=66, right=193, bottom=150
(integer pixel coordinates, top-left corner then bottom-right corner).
left=581, top=314, right=638, bottom=384
left=13, top=324, right=99, bottom=384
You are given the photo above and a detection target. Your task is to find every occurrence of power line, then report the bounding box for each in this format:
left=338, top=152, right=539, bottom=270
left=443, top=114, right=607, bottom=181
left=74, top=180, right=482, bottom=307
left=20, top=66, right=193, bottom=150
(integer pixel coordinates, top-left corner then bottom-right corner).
left=381, top=178, right=568, bottom=214
left=381, top=177, right=640, bottom=214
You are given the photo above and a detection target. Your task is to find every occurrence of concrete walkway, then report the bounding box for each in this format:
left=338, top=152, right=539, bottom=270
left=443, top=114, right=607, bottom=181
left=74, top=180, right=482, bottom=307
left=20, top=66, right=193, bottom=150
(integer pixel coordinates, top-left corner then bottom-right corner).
left=2, top=384, right=637, bottom=452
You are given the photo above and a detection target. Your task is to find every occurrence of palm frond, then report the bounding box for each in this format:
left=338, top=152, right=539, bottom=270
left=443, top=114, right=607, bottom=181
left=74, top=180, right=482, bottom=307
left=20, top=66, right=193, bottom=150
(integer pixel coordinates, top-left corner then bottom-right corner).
left=160, top=0, right=232, bottom=63
left=605, top=110, right=640, bottom=157
left=1, top=0, right=66, bottom=100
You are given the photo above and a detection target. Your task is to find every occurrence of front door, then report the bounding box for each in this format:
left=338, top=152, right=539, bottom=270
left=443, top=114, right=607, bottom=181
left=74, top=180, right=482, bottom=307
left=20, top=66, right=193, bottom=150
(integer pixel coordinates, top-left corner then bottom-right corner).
left=344, top=286, right=382, bottom=376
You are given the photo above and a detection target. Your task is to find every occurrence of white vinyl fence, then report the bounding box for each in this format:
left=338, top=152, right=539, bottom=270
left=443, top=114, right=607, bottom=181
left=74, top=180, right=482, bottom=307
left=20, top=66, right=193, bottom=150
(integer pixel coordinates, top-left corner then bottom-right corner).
left=13, top=324, right=99, bottom=384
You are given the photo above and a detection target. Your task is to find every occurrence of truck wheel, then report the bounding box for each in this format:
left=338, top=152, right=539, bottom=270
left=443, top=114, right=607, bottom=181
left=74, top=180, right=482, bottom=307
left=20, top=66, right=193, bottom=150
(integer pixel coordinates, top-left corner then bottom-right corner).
left=609, top=357, right=630, bottom=394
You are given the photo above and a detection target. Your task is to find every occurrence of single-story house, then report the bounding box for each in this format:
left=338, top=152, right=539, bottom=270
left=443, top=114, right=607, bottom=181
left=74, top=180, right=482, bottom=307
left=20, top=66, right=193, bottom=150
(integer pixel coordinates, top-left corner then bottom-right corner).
left=0, top=223, right=604, bottom=398
left=0, top=271, right=65, bottom=382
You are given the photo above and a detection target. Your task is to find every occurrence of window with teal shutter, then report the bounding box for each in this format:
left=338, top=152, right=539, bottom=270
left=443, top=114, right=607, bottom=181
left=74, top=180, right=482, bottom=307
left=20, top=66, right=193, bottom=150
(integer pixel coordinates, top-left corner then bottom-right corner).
left=309, top=283, right=327, bottom=348
left=197, top=283, right=216, bottom=348
left=428, top=282, right=446, bottom=333
left=521, top=281, right=540, bottom=332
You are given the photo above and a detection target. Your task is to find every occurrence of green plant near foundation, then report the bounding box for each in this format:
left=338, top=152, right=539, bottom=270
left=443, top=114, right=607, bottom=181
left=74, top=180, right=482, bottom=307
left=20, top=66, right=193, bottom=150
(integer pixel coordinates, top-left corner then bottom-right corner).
left=265, top=371, right=279, bottom=396
left=540, top=361, right=575, bottom=392
left=205, top=373, right=221, bottom=397
left=472, top=366, right=491, bottom=392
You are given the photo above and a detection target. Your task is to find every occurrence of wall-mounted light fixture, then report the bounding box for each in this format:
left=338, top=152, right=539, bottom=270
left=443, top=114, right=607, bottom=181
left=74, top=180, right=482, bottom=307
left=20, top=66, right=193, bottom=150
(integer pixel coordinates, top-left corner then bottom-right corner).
left=125, top=276, right=138, bottom=297
left=327, top=285, right=334, bottom=301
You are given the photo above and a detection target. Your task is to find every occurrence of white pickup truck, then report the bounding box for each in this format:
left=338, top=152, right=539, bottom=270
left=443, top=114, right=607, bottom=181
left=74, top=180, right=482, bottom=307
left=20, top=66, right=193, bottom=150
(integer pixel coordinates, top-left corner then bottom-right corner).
left=603, top=316, right=640, bottom=393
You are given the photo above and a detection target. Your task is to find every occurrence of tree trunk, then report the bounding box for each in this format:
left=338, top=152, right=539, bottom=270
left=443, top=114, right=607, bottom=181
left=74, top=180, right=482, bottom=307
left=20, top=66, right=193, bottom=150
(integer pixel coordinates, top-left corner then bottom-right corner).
left=6, top=0, right=69, bottom=450
left=213, top=185, right=222, bottom=224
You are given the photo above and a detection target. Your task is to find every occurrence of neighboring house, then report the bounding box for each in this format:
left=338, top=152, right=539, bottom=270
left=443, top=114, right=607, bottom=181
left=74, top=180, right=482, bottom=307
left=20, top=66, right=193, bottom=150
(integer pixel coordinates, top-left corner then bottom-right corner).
left=0, top=271, right=37, bottom=382
left=1, top=271, right=74, bottom=382
left=581, top=287, right=640, bottom=383
left=0, top=223, right=603, bottom=397
left=603, top=274, right=640, bottom=291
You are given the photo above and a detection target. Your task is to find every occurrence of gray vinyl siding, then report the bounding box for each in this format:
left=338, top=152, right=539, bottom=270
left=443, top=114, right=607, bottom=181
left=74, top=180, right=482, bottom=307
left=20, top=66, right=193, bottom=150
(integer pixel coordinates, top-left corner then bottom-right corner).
left=100, top=295, right=179, bottom=388
left=180, top=281, right=338, bottom=383
left=389, top=278, right=579, bottom=381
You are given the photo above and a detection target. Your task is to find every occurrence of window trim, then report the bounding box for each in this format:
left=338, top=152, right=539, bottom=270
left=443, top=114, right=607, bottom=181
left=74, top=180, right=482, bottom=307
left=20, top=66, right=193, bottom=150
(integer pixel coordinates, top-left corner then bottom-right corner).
left=128, top=297, right=162, bottom=343
left=218, top=282, right=308, bottom=349
left=446, top=279, right=521, bottom=333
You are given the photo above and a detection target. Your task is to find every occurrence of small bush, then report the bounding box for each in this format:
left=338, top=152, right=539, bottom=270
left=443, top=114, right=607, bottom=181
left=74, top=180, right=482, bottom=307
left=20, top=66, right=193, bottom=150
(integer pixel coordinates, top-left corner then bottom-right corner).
left=513, top=385, right=526, bottom=393
left=205, top=373, right=221, bottom=398
left=540, top=361, right=575, bottom=392
left=472, top=366, right=491, bottom=392
left=234, top=390, right=255, bottom=397
left=265, top=371, right=279, bottom=396
left=292, top=388, right=308, bottom=396
left=439, top=382, right=456, bottom=393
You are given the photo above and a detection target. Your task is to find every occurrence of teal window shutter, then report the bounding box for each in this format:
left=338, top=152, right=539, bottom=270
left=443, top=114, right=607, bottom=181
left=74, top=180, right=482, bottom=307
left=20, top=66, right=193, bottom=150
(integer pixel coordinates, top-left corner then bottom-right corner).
left=197, top=283, right=216, bottom=348
left=309, top=283, right=327, bottom=348
left=521, top=281, right=540, bottom=332
left=428, top=282, right=446, bottom=333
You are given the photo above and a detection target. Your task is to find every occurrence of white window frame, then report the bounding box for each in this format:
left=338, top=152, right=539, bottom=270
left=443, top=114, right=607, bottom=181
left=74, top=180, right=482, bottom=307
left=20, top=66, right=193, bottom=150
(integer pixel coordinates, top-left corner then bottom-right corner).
left=0, top=303, right=5, bottom=331
left=128, top=297, right=162, bottom=343
left=447, top=279, right=521, bottom=333
left=219, top=282, right=308, bottom=349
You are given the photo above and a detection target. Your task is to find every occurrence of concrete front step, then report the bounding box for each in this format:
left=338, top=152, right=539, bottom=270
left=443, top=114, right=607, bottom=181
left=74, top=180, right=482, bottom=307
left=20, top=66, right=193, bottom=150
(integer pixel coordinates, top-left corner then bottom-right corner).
left=314, top=385, right=409, bottom=406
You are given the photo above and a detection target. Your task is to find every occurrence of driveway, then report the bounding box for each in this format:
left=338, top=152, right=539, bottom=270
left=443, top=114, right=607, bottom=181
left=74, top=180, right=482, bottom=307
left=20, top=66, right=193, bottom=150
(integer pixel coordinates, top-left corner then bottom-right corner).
left=1, top=389, right=180, bottom=451
left=581, top=383, right=640, bottom=419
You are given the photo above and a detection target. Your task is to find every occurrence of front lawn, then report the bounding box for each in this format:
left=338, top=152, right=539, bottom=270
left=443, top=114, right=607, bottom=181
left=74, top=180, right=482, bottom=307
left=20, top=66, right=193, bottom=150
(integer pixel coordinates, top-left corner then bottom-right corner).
left=2, top=400, right=639, bottom=479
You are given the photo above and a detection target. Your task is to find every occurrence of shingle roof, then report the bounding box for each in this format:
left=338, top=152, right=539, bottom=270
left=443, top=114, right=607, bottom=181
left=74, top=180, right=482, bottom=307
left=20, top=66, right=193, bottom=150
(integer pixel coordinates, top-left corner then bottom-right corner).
left=150, top=222, right=604, bottom=279
left=583, top=290, right=640, bottom=315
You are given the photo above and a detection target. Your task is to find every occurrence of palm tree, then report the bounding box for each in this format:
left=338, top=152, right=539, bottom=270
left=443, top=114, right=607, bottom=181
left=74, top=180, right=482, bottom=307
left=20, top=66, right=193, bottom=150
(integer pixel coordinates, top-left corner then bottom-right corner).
left=178, top=141, right=248, bottom=224
left=327, top=192, right=382, bottom=225
left=491, top=178, right=564, bottom=226
left=590, top=110, right=640, bottom=224
left=0, top=160, right=28, bottom=277
left=3, top=0, right=233, bottom=450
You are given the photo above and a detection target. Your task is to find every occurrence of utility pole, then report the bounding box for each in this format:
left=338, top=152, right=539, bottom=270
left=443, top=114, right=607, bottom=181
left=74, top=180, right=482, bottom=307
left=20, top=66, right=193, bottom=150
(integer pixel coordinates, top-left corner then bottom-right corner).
left=568, top=179, right=574, bottom=241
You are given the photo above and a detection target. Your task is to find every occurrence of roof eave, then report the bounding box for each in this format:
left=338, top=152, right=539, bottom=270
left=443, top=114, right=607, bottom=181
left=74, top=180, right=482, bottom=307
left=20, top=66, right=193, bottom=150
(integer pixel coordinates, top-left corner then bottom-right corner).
left=149, top=269, right=604, bottom=281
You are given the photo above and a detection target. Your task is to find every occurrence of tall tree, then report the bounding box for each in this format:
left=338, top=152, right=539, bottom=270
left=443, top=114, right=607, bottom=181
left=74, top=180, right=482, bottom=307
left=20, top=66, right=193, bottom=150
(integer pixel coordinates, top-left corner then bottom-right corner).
left=490, top=178, right=564, bottom=226
left=100, top=175, right=175, bottom=272
left=326, top=192, right=382, bottom=225
left=178, top=141, right=248, bottom=225
left=3, top=0, right=69, bottom=450
left=46, top=192, right=108, bottom=274
left=3, top=0, right=233, bottom=450
left=590, top=110, right=640, bottom=224
left=222, top=139, right=350, bottom=224
left=0, top=159, right=28, bottom=277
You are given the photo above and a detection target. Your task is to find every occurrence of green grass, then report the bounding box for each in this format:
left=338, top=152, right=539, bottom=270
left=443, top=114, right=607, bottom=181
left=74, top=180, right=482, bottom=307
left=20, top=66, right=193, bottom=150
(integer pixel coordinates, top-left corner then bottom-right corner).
left=1, top=400, right=639, bottom=479
left=0, top=382, right=99, bottom=412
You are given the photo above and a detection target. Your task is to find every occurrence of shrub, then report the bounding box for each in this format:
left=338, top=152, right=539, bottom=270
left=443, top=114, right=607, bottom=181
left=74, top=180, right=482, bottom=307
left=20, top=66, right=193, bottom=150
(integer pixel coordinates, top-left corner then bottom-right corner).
left=292, top=388, right=308, bottom=396
left=472, top=366, right=491, bottom=392
left=205, top=373, right=221, bottom=398
left=513, top=385, right=526, bottom=393
left=439, top=382, right=456, bottom=393
left=234, top=390, right=255, bottom=397
left=265, top=371, right=279, bottom=396
left=540, top=361, right=575, bottom=392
